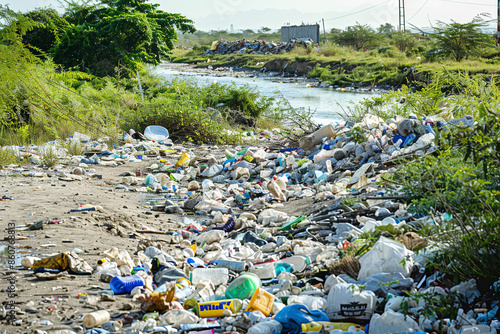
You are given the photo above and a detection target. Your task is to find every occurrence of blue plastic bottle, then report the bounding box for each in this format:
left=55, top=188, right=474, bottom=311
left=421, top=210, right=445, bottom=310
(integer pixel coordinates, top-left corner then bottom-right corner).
left=110, top=274, right=145, bottom=294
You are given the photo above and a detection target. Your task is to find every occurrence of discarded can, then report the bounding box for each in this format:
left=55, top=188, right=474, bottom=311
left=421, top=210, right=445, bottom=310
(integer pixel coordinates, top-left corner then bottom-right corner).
left=136, top=170, right=142, bottom=176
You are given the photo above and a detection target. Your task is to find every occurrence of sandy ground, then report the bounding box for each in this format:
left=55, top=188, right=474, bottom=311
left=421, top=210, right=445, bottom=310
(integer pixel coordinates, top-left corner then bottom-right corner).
left=0, top=145, right=322, bottom=333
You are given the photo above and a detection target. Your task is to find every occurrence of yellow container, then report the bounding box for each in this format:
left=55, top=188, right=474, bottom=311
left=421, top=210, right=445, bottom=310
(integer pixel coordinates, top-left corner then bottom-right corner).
left=301, top=321, right=364, bottom=333
left=174, top=152, right=190, bottom=168
left=245, top=288, right=274, bottom=316
left=196, top=299, right=242, bottom=318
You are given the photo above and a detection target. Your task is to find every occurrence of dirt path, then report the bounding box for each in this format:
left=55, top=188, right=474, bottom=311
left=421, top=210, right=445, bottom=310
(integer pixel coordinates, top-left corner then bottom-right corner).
left=0, top=144, right=321, bottom=333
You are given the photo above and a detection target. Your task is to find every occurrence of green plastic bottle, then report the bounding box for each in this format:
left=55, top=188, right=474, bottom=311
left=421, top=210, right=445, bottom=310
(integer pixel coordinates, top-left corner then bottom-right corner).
left=279, top=216, right=306, bottom=231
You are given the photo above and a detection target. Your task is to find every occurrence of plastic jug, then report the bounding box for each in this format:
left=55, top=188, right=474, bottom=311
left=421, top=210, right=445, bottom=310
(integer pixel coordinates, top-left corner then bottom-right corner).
left=274, top=304, right=330, bottom=334
left=110, top=274, right=145, bottom=294
left=245, top=288, right=275, bottom=316
left=196, top=299, right=242, bottom=318
left=225, top=273, right=262, bottom=300
left=327, top=283, right=376, bottom=321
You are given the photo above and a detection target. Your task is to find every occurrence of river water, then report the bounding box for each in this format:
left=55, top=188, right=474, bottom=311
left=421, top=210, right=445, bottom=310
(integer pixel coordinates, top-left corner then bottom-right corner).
left=154, top=65, right=379, bottom=125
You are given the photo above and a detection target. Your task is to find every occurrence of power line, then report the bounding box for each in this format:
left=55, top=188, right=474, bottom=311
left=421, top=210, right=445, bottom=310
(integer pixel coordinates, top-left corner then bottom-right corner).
left=408, top=0, right=430, bottom=21
left=325, top=0, right=392, bottom=21
left=437, top=0, right=496, bottom=6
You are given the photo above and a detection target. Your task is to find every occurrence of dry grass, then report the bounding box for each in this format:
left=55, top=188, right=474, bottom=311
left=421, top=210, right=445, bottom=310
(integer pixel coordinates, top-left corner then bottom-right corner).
left=329, top=254, right=361, bottom=279
left=397, top=232, right=428, bottom=252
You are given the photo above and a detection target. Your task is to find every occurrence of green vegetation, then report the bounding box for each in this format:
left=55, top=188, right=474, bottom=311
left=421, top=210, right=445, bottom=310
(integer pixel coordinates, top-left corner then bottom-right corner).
left=22, top=0, right=195, bottom=77
left=170, top=17, right=499, bottom=88
left=345, top=71, right=500, bottom=283
left=2, top=0, right=500, bottom=291
left=424, top=17, right=492, bottom=62
left=0, top=4, right=300, bottom=145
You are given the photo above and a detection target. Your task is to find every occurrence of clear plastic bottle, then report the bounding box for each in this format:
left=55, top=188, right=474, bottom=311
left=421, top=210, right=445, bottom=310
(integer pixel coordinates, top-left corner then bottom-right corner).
left=190, top=267, right=229, bottom=286
left=247, top=319, right=282, bottom=334
left=130, top=318, right=157, bottom=331
left=101, top=320, right=123, bottom=331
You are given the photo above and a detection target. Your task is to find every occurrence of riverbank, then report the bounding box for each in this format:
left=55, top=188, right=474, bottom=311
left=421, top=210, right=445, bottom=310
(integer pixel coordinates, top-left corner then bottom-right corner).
left=157, top=62, right=385, bottom=95
left=168, top=47, right=500, bottom=92
left=154, top=62, right=382, bottom=126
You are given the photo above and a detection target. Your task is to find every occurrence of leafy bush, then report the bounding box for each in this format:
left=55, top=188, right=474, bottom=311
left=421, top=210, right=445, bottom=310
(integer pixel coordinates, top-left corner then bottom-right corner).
left=121, top=98, right=237, bottom=144
left=385, top=97, right=500, bottom=282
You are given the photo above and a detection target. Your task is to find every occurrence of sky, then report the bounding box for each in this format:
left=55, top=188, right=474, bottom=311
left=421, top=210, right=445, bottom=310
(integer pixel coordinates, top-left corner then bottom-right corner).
left=5, top=0, right=498, bottom=32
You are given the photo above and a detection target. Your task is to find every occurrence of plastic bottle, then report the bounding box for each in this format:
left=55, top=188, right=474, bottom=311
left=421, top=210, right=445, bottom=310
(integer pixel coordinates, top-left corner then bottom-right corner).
left=174, top=285, right=194, bottom=300
left=225, top=149, right=236, bottom=159
left=190, top=267, right=229, bottom=286
left=247, top=319, right=283, bottom=334
left=250, top=263, right=277, bottom=279
left=101, top=320, right=123, bottom=331
left=130, top=318, right=157, bottom=331
left=216, top=259, right=250, bottom=272
left=152, top=325, right=178, bottom=334
left=280, top=216, right=306, bottom=231
left=202, top=179, right=215, bottom=192
left=110, top=274, right=145, bottom=294
left=82, top=310, right=110, bottom=328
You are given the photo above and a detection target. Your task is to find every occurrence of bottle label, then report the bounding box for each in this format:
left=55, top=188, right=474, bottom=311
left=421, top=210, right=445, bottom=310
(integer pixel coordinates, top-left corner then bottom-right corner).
left=197, top=300, right=234, bottom=318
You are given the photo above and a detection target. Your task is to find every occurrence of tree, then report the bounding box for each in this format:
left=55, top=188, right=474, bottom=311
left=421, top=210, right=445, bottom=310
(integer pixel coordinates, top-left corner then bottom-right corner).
left=258, top=27, right=271, bottom=34
left=377, top=23, right=395, bottom=35
left=428, top=18, right=493, bottom=61
left=22, top=8, right=70, bottom=57
left=337, top=23, right=380, bottom=50
left=37, top=0, right=195, bottom=76
left=392, top=31, right=419, bottom=53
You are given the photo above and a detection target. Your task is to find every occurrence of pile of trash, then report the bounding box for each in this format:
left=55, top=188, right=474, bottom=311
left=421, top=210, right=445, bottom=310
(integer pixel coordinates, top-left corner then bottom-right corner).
left=204, top=39, right=312, bottom=55
left=4, top=111, right=499, bottom=334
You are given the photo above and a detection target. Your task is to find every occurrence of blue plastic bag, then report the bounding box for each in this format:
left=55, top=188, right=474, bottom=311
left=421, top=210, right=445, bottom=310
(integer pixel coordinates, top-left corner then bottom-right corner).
left=274, top=304, right=329, bottom=334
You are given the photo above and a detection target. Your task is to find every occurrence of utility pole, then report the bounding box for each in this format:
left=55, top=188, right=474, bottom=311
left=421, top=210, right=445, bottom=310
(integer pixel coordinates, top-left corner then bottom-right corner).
left=322, top=18, right=327, bottom=45
left=497, top=0, right=500, bottom=45
left=399, top=0, right=406, bottom=32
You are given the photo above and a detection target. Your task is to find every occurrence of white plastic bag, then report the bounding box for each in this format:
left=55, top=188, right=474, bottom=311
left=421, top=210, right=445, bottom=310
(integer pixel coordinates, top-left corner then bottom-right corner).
left=358, top=236, right=414, bottom=280
left=369, top=309, right=421, bottom=334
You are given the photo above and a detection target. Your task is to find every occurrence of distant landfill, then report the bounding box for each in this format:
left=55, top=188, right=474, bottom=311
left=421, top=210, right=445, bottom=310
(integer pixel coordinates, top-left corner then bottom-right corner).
left=204, top=38, right=311, bottom=55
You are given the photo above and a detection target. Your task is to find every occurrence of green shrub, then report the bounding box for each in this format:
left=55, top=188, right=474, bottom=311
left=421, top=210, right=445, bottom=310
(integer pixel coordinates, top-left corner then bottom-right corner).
left=121, top=98, right=237, bottom=144
left=385, top=98, right=500, bottom=283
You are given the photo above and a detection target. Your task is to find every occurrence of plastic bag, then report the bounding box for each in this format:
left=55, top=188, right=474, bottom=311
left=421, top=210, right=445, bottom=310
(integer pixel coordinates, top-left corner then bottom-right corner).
left=358, top=237, right=414, bottom=280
